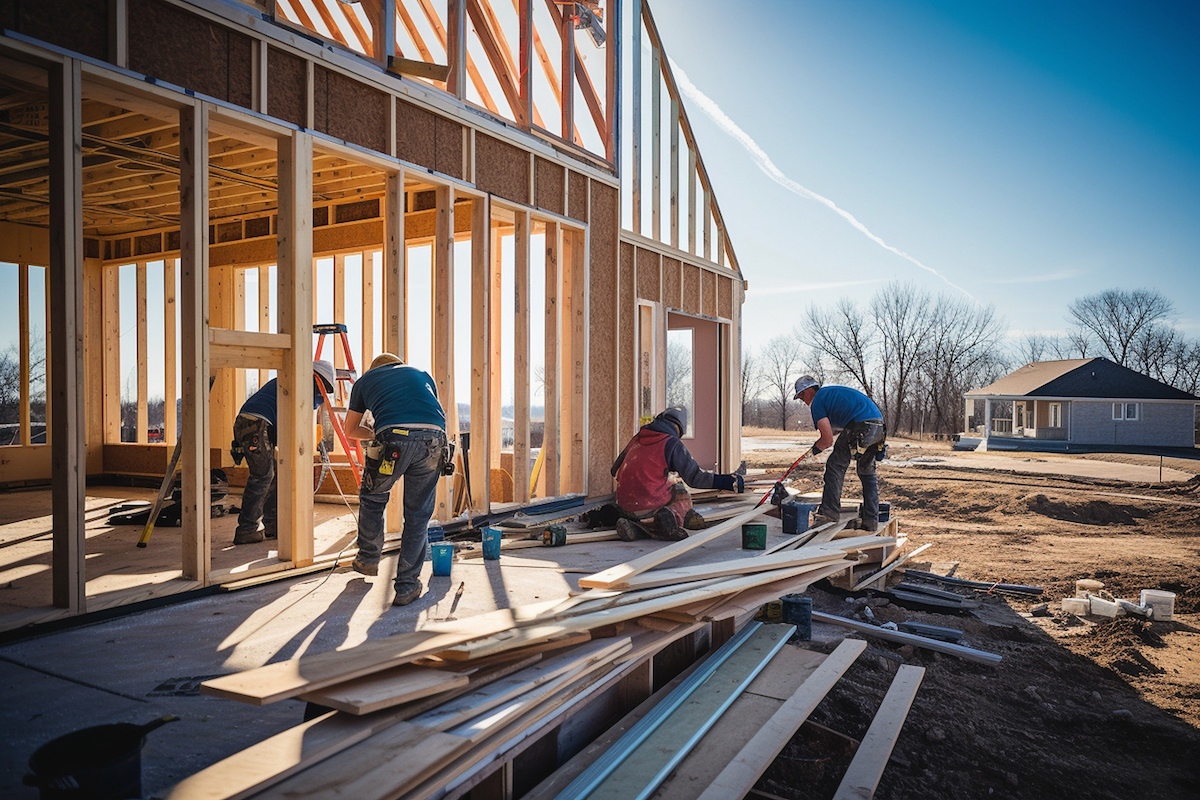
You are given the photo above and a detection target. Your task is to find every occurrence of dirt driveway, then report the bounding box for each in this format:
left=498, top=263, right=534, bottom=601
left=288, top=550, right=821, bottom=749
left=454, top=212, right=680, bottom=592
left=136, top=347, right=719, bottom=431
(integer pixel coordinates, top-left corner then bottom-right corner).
left=741, top=432, right=1200, bottom=799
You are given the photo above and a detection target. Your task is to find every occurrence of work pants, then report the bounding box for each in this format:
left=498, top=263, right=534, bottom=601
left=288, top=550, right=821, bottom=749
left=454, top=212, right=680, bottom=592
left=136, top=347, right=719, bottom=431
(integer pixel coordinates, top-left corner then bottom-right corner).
left=818, top=420, right=886, bottom=529
left=234, top=415, right=276, bottom=540
left=355, top=428, right=445, bottom=593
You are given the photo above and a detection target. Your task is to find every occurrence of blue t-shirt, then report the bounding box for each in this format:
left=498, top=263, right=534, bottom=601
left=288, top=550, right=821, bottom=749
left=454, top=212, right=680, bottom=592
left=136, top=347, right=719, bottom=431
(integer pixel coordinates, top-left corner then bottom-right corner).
left=348, top=363, right=445, bottom=431
left=809, top=385, right=881, bottom=431
left=238, top=378, right=324, bottom=428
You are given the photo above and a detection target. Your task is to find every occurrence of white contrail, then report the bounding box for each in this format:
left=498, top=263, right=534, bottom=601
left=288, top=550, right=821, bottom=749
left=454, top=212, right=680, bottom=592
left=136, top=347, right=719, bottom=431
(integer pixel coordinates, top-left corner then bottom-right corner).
left=669, top=57, right=973, bottom=299
left=747, top=278, right=883, bottom=295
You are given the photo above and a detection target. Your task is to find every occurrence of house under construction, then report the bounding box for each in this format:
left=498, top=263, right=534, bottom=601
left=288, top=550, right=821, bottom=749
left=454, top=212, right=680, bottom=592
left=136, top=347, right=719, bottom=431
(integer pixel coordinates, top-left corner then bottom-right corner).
left=0, top=0, right=746, bottom=624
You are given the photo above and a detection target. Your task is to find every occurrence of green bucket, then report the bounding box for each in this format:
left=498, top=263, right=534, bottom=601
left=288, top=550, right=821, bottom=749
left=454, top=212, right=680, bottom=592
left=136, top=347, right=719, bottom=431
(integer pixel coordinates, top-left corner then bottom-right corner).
left=741, top=522, right=767, bottom=550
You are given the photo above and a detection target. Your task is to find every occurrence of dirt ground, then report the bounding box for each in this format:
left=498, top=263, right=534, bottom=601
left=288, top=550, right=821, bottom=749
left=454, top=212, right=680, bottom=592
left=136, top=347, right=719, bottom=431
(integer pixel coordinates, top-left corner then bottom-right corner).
left=742, top=432, right=1200, bottom=800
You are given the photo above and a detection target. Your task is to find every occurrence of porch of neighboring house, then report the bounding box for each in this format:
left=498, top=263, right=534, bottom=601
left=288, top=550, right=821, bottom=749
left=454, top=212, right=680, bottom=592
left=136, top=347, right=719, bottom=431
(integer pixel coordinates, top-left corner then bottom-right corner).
left=958, top=396, right=1071, bottom=452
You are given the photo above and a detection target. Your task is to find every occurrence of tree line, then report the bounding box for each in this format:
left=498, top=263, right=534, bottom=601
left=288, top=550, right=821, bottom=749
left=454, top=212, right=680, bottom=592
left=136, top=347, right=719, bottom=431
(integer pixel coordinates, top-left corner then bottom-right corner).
left=741, top=283, right=1200, bottom=435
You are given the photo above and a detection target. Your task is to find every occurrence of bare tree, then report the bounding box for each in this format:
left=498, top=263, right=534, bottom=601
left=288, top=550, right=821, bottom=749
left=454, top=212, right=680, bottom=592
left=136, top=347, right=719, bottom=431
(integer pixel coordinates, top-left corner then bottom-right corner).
left=921, top=295, right=1008, bottom=435
left=760, top=334, right=803, bottom=431
left=800, top=297, right=876, bottom=397
left=872, top=282, right=936, bottom=433
left=1068, top=288, right=1173, bottom=367
left=740, top=348, right=762, bottom=423
left=665, top=339, right=693, bottom=408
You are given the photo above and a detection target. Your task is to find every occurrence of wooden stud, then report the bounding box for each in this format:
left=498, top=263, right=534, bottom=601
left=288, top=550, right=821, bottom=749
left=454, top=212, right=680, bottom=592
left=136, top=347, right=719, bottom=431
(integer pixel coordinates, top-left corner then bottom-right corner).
left=48, top=58, right=86, bottom=611
left=650, top=45, right=661, bottom=241
left=631, top=0, right=642, bottom=234
left=669, top=100, right=679, bottom=249
left=518, top=0, right=533, bottom=129
left=233, top=268, right=247, bottom=414
left=446, top=0, right=466, bottom=100
left=257, top=263, right=270, bottom=389
left=135, top=262, right=148, bottom=442
left=433, top=184, right=455, bottom=519
left=465, top=0, right=523, bottom=124
left=305, top=60, right=315, bottom=131
left=164, top=258, right=177, bottom=446
left=605, top=0, right=617, bottom=162
left=513, top=210, right=530, bottom=504
left=253, top=39, right=268, bottom=115
left=84, top=259, right=105, bottom=456
left=333, top=253, right=347, bottom=368
left=102, top=264, right=120, bottom=443
left=488, top=221, right=503, bottom=469
left=687, top=148, right=696, bottom=254
left=108, top=0, right=128, bottom=68
left=179, top=101, right=211, bottom=583
left=559, top=0, right=575, bottom=145
left=831, top=666, right=925, bottom=800
left=703, top=189, right=711, bottom=262
left=470, top=195, right=491, bottom=512
left=18, top=263, right=30, bottom=446
left=277, top=130, right=316, bottom=566
left=542, top=220, right=559, bottom=498
left=361, top=250, right=375, bottom=370
left=385, top=171, right=405, bottom=534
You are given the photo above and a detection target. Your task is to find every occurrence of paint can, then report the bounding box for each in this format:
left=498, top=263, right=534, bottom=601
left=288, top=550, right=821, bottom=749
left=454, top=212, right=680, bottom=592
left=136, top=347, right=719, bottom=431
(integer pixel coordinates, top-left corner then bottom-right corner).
left=756, top=600, right=783, bottom=623
left=481, top=526, right=502, bottom=560
left=781, top=594, right=813, bottom=640
left=430, top=542, right=454, bottom=577
left=878, top=502, right=891, bottom=523
left=543, top=524, right=567, bottom=547
left=782, top=502, right=815, bottom=535
left=741, top=522, right=767, bottom=550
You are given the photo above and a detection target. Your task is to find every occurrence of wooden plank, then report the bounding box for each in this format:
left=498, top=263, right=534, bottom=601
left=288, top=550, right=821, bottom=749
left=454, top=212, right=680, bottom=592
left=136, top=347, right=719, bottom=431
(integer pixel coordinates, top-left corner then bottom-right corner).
left=650, top=44, right=661, bottom=240
left=164, top=257, right=178, bottom=446
left=616, top=549, right=848, bottom=591
left=812, top=612, right=1002, bottom=666
left=18, top=262, right=29, bottom=446
left=567, top=228, right=585, bottom=492
left=385, top=172, right=405, bottom=534
left=276, top=130, right=315, bottom=566
left=832, top=665, right=925, bottom=800
left=48, top=59, right=86, bottom=611
left=579, top=504, right=769, bottom=589
left=542, top=220, right=560, bottom=497
left=433, top=184, right=455, bottom=519
left=256, top=263, right=270, bottom=389
left=694, top=639, right=869, bottom=800
left=630, top=0, right=642, bottom=233
left=488, top=225, right=503, bottom=466
left=850, top=543, right=932, bottom=592
left=135, top=262, right=148, bottom=442
left=669, top=99, right=679, bottom=248
left=102, top=264, right=120, bottom=443
left=687, top=148, right=696, bottom=253
left=470, top=195, right=491, bottom=512
left=299, top=665, right=470, bottom=716
left=179, top=101, right=210, bottom=584
left=513, top=210, right=531, bottom=503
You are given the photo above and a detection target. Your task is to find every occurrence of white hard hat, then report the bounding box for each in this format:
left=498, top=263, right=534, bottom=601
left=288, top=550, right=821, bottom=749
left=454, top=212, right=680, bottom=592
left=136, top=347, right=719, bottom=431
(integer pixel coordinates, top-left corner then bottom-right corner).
left=313, top=360, right=336, bottom=393
left=793, top=375, right=820, bottom=398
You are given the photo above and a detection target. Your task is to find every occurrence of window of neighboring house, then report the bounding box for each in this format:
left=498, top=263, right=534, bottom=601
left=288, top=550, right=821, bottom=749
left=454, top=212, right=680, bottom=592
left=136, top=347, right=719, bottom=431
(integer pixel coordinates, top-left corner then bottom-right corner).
left=1049, top=403, right=1061, bottom=428
left=1125, top=403, right=1139, bottom=421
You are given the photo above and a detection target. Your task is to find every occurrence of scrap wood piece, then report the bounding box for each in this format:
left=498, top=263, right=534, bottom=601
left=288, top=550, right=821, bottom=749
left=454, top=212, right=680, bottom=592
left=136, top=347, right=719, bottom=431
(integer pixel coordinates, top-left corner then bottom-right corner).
left=849, top=542, right=933, bottom=592
left=299, top=664, right=470, bottom=715
left=698, top=560, right=855, bottom=625
left=614, top=547, right=849, bottom=591
left=831, top=665, right=925, bottom=800
left=200, top=599, right=564, bottom=705
left=879, top=534, right=910, bottom=568
left=253, top=722, right=471, bottom=800
left=812, top=611, right=1002, bottom=665
left=762, top=520, right=836, bottom=554
left=693, top=638, right=868, bottom=800
left=579, top=505, right=769, bottom=589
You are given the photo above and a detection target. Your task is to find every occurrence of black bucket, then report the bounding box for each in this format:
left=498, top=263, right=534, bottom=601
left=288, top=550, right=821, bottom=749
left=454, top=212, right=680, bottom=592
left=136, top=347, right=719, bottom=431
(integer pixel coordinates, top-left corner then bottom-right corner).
left=23, top=716, right=177, bottom=800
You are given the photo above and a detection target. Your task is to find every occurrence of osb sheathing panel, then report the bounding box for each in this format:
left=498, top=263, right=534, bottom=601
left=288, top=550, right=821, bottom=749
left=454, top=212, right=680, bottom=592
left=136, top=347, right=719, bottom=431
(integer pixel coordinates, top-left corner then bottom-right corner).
left=210, top=221, right=386, bottom=267
left=434, top=116, right=464, bottom=179
left=568, top=170, right=588, bottom=221
left=14, top=0, right=108, bottom=61
left=268, top=47, right=307, bottom=129
left=535, top=157, right=565, bottom=216
left=129, top=0, right=252, bottom=108
left=682, top=263, right=701, bottom=315
left=313, top=69, right=388, bottom=153
left=663, top=256, right=681, bottom=308
left=718, top=275, right=733, bottom=319
left=702, top=270, right=717, bottom=317
left=618, top=247, right=637, bottom=447
left=636, top=247, right=660, bottom=302
left=397, top=100, right=437, bottom=169
left=588, top=182, right=618, bottom=497
left=475, top=134, right=529, bottom=205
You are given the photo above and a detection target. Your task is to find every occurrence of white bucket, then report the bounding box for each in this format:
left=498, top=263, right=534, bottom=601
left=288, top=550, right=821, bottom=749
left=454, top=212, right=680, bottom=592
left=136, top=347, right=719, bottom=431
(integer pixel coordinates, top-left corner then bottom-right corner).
left=1061, top=597, right=1090, bottom=615
left=1140, top=590, right=1175, bottom=622
left=1088, top=594, right=1119, bottom=619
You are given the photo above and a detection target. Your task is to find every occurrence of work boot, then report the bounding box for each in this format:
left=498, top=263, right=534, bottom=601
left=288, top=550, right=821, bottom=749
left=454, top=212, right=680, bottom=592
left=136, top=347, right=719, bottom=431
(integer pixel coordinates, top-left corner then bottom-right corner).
left=351, top=558, right=378, bottom=577
left=392, top=583, right=422, bottom=606
left=233, top=529, right=264, bottom=545
left=811, top=512, right=839, bottom=529
left=648, top=508, right=688, bottom=541
left=847, top=518, right=878, bottom=533
left=263, top=527, right=278, bottom=540
left=616, top=518, right=648, bottom=542
left=683, top=509, right=707, bottom=530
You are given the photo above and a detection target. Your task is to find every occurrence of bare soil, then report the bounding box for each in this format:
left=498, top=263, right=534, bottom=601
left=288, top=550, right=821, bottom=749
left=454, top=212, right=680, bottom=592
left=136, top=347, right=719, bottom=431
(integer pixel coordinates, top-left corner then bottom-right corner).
left=744, top=434, right=1200, bottom=800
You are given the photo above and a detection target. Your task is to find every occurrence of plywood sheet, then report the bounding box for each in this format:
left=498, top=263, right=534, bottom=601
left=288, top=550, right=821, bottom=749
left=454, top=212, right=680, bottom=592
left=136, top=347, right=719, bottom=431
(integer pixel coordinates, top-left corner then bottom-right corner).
left=129, top=0, right=252, bottom=107
left=322, top=69, right=389, bottom=153
left=475, top=133, right=528, bottom=203
left=637, top=247, right=660, bottom=302
left=568, top=170, right=588, bottom=221
left=663, top=257, right=681, bottom=308
left=396, top=100, right=436, bottom=169
left=682, top=264, right=701, bottom=315
left=702, top=270, right=717, bottom=317
left=268, top=46, right=307, bottom=129
left=535, top=157, right=565, bottom=216
left=434, top=116, right=464, bottom=179
left=589, top=182, right=619, bottom=496
left=717, top=275, right=733, bottom=319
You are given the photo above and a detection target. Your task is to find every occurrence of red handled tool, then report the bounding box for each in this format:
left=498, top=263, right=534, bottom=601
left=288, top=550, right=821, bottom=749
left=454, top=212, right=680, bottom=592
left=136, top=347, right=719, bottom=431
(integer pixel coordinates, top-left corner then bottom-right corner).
left=755, top=448, right=816, bottom=508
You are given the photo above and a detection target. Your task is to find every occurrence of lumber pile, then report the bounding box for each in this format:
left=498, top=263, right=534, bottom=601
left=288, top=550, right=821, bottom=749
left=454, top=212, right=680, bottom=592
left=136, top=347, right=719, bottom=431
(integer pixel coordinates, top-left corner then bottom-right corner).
left=183, top=505, right=903, bottom=800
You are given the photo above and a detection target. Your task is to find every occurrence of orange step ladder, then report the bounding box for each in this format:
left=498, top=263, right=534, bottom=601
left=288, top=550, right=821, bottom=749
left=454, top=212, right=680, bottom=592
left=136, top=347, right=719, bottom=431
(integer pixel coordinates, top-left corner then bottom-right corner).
left=314, top=323, right=364, bottom=488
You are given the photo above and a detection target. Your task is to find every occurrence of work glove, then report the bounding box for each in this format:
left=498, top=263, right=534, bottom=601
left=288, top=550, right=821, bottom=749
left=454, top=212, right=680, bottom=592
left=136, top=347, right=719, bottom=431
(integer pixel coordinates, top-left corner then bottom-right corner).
left=809, top=443, right=824, bottom=457
left=714, top=473, right=743, bottom=493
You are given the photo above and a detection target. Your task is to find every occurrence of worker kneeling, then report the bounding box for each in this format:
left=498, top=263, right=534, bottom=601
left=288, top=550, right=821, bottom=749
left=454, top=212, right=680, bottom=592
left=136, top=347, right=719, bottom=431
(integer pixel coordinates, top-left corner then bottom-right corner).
left=610, top=406, right=744, bottom=541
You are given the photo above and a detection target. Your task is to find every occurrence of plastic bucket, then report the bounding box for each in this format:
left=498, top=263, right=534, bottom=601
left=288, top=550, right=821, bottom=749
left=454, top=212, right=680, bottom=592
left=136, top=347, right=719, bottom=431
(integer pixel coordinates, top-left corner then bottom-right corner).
left=1140, top=589, right=1175, bottom=621
left=878, top=502, right=891, bottom=523
left=481, top=526, right=502, bottom=560
left=24, top=716, right=176, bottom=800
left=425, top=524, right=444, bottom=561
left=782, top=503, right=815, bottom=535
left=781, top=594, right=813, bottom=640
left=430, top=542, right=454, bottom=576
left=741, top=522, right=767, bottom=550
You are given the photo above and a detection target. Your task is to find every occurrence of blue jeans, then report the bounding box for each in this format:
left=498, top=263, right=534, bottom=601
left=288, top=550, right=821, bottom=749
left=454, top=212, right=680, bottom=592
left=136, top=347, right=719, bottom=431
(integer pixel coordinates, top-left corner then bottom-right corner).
left=233, top=415, right=276, bottom=539
left=355, top=428, right=445, bottom=592
left=818, top=420, right=886, bottom=528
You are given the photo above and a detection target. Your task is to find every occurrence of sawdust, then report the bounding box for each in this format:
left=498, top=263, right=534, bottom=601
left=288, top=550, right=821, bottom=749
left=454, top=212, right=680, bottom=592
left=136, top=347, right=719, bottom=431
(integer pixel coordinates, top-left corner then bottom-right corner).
left=742, top=435, right=1200, bottom=799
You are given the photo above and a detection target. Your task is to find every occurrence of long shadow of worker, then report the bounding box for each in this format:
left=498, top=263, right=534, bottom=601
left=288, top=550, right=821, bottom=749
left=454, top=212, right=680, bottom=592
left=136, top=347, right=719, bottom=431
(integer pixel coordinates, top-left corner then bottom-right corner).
left=363, top=556, right=452, bottom=640
left=268, top=578, right=373, bottom=663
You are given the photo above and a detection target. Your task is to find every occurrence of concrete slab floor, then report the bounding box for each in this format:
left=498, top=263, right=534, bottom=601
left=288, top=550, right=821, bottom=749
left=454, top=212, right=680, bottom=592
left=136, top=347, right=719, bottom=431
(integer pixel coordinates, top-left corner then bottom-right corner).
left=0, top=518, right=790, bottom=799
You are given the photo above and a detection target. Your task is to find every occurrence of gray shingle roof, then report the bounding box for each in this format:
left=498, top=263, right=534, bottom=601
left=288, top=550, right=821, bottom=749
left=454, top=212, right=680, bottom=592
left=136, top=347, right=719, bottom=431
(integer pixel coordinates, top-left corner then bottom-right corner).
left=967, top=358, right=1199, bottom=400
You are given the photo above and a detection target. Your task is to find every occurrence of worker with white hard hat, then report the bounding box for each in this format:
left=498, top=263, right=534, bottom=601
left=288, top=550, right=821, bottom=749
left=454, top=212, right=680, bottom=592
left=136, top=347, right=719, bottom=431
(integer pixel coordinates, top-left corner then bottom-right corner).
left=793, top=375, right=887, bottom=532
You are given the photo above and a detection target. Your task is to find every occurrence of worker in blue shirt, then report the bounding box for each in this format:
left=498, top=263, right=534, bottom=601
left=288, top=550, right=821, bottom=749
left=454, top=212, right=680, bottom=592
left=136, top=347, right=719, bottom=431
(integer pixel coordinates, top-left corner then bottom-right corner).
left=231, top=360, right=336, bottom=544
left=342, top=353, right=447, bottom=607
left=793, top=375, right=887, bottom=532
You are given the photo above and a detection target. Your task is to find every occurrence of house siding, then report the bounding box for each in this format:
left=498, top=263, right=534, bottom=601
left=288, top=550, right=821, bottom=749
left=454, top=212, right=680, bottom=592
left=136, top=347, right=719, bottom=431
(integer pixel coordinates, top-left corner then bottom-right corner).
left=1070, top=401, right=1195, bottom=447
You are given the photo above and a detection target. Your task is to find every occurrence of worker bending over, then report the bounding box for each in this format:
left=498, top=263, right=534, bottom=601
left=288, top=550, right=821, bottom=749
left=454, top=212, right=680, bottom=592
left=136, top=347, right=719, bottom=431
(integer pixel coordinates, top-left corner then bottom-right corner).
left=793, top=375, right=887, bottom=532
left=610, top=406, right=744, bottom=541
left=342, top=353, right=447, bottom=607
left=230, top=360, right=336, bottom=545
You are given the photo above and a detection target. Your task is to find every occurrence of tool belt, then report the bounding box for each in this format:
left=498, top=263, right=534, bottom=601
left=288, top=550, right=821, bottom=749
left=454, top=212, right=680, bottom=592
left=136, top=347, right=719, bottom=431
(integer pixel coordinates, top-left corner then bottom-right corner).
left=848, top=419, right=886, bottom=459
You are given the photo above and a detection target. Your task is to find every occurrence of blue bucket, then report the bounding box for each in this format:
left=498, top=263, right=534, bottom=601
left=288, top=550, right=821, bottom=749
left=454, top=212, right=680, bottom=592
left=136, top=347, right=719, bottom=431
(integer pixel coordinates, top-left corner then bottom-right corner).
left=878, top=502, right=891, bottom=523
left=782, top=502, right=815, bottom=535
left=481, top=526, right=502, bottom=560
left=781, top=594, right=813, bottom=640
left=430, top=542, right=454, bottom=576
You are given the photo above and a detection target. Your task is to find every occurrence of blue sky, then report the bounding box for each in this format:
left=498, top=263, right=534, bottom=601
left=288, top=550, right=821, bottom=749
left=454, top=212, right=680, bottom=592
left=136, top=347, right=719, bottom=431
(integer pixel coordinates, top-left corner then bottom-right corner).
left=649, top=0, right=1200, bottom=352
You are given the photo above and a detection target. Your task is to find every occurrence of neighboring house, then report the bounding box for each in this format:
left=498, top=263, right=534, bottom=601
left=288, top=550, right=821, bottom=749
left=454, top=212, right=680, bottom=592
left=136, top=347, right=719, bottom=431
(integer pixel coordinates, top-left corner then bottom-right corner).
left=962, top=358, right=1199, bottom=451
